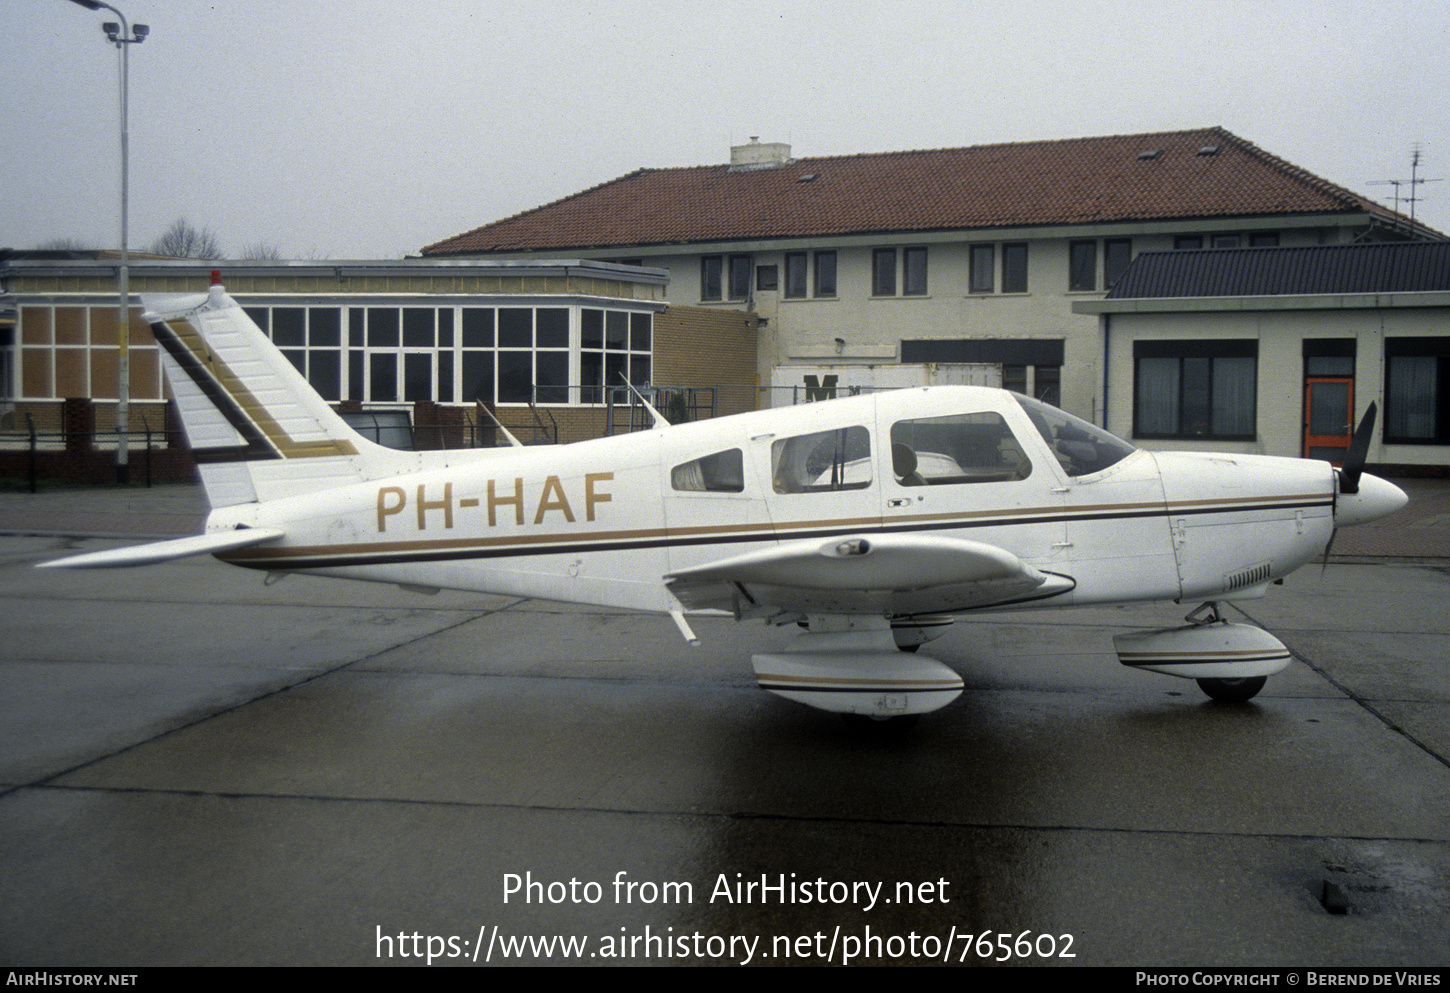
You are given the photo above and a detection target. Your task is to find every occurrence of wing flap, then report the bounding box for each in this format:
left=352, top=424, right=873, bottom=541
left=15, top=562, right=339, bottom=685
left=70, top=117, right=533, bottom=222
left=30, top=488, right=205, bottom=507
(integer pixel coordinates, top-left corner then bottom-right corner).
left=38, top=528, right=286, bottom=569
left=666, top=534, right=1072, bottom=616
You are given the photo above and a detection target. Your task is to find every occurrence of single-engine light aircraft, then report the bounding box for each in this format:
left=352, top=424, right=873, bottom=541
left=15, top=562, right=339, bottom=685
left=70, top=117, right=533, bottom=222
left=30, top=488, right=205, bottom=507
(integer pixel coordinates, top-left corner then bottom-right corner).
left=42, top=278, right=1408, bottom=724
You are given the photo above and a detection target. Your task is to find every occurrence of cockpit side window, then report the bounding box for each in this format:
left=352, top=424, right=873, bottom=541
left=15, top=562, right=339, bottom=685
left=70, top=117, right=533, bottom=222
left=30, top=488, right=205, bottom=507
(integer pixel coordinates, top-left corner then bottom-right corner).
left=890, top=412, right=1032, bottom=485
left=771, top=426, right=872, bottom=493
left=671, top=448, right=745, bottom=492
left=1012, top=394, right=1136, bottom=477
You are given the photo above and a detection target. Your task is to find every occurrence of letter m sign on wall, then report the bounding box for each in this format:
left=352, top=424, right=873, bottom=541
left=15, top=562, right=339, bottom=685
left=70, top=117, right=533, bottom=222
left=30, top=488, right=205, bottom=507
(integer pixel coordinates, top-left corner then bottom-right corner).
left=803, top=375, right=838, bottom=402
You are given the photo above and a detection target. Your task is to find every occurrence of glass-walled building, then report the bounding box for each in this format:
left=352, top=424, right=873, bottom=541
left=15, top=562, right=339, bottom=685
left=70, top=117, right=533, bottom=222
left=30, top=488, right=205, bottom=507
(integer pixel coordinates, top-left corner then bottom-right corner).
left=1, top=255, right=758, bottom=446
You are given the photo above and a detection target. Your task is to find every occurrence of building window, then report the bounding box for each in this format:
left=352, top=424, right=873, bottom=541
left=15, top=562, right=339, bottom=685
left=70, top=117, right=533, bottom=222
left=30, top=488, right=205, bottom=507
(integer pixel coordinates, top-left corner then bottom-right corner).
left=756, top=264, right=778, bottom=292
left=814, top=251, right=837, bottom=297
left=1002, top=243, right=1028, bottom=293
left=1174, top=235, right=1203, bottom=250
left=903, top=247, right=928, bottom=295
left=969, top=245, right=994, bottom=294
left=873, top=248, right=896, bottom=296
left=17, top=304, right=162, bottom=402
left=580, top=308, right=652, bottom=406
left=784, top=253, right=807, bottom=298
left=701, top=256, right=722, bottom=301
left=1249, top=232, right=1280, bottom=247
left=1385, top=337, right=1450, bottom=444
left=1134, top=340, right=1257, bottom=440
left=728, top=255, right=752, bottom=300
left=1034, top=365, right=1061, bottom=406
left=1211, top=234, right=1241, bottom=248
left=246, top=306, right=346, bottom=400
left=1069, top=241, right=1097, bottom=291
left=1002, top=363, right=1060, bottom=404
left=1104, top=239, right=1132, bottom=289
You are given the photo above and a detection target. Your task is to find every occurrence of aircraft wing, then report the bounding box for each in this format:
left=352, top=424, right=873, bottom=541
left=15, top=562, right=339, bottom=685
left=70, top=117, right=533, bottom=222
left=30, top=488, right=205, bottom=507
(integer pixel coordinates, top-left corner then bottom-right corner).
left=37, top=528, right=286, bottom=569
left=665, top=533, right=1073, bottom=617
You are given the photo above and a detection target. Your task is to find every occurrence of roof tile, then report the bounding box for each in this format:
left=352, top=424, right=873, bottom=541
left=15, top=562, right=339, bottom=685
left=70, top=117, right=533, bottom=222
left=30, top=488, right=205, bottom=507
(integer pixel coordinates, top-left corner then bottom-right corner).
left=422, top=127, right=1394, bottom=256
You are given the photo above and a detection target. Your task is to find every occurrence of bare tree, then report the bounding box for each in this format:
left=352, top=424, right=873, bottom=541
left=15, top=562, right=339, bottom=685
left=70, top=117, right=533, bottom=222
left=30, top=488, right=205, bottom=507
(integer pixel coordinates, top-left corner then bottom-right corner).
left=239, top=241, right=283, bottom=261
left=149, top=218, right=223, bottom=259
left=34, top=237, right=101, bottom=251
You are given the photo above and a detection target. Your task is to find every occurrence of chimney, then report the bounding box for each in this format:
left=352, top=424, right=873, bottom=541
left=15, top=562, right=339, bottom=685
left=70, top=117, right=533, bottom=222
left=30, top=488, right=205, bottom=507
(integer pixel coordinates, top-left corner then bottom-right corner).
left=729, top=136, right=792, bottom=172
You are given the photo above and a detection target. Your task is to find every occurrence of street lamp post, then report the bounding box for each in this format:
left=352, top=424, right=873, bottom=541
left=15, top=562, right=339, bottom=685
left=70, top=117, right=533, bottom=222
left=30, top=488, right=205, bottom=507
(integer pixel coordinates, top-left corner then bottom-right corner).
left=67, top=0, right=148, bottom=484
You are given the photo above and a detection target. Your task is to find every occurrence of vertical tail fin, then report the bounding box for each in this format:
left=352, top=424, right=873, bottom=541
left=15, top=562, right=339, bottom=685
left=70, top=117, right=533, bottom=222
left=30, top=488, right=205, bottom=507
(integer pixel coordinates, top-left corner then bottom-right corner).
left=146, top=279, right=416, bottom=508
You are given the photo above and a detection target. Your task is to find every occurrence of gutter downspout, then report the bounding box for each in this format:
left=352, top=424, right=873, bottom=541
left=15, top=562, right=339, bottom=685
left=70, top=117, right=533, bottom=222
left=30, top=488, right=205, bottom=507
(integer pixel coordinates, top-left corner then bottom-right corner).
left=1101, top=312, right=1111, bottom=431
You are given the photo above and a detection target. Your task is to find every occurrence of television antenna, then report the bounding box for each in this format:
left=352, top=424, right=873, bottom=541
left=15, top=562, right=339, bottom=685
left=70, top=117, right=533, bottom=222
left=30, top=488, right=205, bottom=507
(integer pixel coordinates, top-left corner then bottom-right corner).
left=1368, top=146, right=1441, bottom=232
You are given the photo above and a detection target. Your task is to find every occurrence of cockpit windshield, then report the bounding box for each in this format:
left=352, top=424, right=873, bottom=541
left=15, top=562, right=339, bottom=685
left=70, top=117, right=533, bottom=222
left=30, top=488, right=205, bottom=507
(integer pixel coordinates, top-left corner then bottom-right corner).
left=1012, top=394, right=1136, bottom=477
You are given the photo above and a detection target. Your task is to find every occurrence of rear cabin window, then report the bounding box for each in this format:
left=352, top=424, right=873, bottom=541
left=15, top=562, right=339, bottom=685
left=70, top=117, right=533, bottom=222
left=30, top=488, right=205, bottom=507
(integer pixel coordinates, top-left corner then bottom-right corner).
left=772, top=427, right=872, bottom=493
left=671, top=449, right=745, bottom=492
left=890, top=413, right=1032, bottom=485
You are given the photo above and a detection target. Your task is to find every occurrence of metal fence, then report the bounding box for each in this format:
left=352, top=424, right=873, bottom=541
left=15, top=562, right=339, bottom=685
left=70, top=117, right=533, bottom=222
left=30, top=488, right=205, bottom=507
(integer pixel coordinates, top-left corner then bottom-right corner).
left=0, top=412, right=183, bottom=491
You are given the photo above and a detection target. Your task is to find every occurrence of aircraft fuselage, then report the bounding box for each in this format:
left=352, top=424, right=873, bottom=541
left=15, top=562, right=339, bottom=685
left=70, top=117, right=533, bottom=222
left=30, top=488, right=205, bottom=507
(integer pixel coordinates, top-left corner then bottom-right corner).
left=206, top=386, right=1340, bottom=618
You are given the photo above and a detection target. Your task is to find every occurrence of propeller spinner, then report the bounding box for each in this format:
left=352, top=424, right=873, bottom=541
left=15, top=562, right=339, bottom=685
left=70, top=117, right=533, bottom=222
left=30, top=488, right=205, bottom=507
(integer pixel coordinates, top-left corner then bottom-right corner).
left=1326, top=403, right=1408, bottom=559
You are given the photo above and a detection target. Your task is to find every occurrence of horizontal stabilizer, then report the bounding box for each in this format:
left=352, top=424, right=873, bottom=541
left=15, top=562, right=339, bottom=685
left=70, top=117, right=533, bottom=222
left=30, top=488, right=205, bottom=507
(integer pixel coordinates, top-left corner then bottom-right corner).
left=38, top=528, right=286, bottom=570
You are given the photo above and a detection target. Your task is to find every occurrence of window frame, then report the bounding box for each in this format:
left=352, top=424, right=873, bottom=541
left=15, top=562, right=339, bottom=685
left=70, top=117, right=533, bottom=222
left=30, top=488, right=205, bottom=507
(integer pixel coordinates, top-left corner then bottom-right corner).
left=728, top=254, right=752, bottom=301
left=238, top=302, right=656, bottom=409
left=903, top=246, right=928, bottom=296
left=784, top=252, right=807, bottom=298
left=1069, top=240, right=1097, bottom=291
left=701, top=256, right=722, bottom=301
left=1132, top=339, right=1258, bottom=441
left=1104, top=238, right=1132, bottom=290
left=1385, top=337, right=1450, bottom=445
left=814, top=251, right=837, bottom=297
left=969, top=244, right=994, bottom=294
left=1001, top=243, right=1028, bottom=294
left=872, top=248, right=897, bottom=296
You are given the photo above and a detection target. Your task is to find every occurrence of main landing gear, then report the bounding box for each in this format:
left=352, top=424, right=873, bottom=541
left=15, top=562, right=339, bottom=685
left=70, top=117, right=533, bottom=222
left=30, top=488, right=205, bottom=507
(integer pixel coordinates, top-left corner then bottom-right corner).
left=1112, top=601, right=1290, bottom=704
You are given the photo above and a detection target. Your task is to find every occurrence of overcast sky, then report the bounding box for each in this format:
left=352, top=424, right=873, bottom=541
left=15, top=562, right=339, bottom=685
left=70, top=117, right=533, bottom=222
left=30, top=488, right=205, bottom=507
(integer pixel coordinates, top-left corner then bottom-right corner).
left=4, top=0, right=1449, bottom=259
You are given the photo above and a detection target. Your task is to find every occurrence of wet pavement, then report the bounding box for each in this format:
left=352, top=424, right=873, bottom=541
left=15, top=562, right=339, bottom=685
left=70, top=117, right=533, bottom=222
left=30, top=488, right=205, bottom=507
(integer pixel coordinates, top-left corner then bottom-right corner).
left=1, top=482, right=1448, bottom=966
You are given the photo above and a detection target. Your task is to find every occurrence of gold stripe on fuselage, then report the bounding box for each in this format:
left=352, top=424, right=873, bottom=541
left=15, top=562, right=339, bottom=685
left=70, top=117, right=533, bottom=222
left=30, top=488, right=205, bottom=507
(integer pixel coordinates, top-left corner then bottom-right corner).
left=220, top=492, right=1332, bottom=567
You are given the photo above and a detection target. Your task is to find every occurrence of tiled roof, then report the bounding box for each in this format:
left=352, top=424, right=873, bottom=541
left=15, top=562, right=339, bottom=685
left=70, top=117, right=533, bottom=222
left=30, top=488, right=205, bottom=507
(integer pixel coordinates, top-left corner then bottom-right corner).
left=1108, top=242, right=1450, bottom=299
left=423, top=127, right=1397, bottom=256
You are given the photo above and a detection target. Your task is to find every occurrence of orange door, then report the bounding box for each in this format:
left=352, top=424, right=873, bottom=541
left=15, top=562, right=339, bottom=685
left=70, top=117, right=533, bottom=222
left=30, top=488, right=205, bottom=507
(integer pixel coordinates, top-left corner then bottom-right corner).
left=1304, top=378, right=1354, bottom=464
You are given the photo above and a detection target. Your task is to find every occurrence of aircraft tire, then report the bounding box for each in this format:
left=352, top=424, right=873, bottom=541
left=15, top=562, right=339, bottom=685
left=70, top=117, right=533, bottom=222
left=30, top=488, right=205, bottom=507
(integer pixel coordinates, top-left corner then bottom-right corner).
left=1195, top=676, right=1267, bottom=703
left=842, top=713, right=920, bottom=736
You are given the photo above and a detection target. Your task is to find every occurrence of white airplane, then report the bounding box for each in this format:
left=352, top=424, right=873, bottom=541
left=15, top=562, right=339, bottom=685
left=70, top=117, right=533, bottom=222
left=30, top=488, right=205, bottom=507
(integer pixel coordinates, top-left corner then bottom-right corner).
left=42, top=277, right=1408, bottom=725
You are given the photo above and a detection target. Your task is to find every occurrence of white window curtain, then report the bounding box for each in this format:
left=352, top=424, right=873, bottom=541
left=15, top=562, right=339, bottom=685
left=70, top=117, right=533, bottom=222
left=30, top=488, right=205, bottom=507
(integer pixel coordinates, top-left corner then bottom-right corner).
left=1211, top=357, right=1255, bottom=436
left=1388, top=355, right=1437, bottom=439
left=1136, top=357, right=1180, bottom=435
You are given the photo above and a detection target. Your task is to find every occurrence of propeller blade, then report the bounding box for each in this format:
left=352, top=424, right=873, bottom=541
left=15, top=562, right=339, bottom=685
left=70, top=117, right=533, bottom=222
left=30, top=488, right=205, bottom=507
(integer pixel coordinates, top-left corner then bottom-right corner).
left=1338, top=401, right=1377, bottom=496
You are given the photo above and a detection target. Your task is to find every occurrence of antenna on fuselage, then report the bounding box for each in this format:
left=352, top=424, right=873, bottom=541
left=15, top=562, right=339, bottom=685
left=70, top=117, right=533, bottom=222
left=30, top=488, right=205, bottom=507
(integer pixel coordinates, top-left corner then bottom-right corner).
left=620, top=374, right=669, bottom=430
left=475, top=400, right=524, bottom=448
